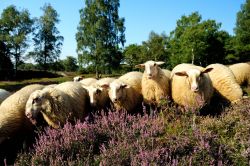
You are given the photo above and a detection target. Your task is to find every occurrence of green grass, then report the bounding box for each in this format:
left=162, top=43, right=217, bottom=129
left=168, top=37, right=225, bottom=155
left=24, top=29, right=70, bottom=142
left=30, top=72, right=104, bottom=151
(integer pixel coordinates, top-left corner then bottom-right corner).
left=0, top=77, right=72, bottom=92
left=0, top=73, right=121, bottom=92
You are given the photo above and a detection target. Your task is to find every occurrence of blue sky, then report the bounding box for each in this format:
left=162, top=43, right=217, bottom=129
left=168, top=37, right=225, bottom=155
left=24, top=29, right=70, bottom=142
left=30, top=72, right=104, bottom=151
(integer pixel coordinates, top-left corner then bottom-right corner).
left=0, top=0, right=246, bottom=59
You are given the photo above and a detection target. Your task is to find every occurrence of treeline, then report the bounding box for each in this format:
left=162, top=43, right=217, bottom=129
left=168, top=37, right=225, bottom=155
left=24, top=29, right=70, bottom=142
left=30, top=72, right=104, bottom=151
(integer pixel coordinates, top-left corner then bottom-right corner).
left=1, top=0, right=250, bottom=80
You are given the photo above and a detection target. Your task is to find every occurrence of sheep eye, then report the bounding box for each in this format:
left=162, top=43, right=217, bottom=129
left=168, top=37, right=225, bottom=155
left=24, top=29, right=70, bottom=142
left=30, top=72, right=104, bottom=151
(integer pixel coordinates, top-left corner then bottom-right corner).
left=32, top=97, right=40, bottom=104
left=154, top=63, right=156, bottom=66
left=96, top=89, right=101, bottom=94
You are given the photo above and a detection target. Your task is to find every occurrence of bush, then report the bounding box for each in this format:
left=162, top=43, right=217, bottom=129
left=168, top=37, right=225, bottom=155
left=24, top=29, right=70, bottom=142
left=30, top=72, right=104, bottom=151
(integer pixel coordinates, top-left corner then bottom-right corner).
left=15, top=99, right=250, bottom=165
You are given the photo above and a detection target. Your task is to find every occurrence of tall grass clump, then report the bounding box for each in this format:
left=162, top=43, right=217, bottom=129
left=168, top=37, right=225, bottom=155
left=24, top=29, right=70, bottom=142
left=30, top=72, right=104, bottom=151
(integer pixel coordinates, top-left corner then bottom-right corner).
left=15, top=99, right=250, bottom=165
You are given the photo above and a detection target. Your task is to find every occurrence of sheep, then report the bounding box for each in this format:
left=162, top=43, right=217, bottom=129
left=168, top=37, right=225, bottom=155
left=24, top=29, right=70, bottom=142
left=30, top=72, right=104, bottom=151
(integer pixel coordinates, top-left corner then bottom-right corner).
left=0, top=84, right=45, bottom=144
left=80, top=77, right=97, bottom=86
left=229, top=62, right=250, bottom=86
left=135, top=61, right=171, bottom=105
left=84, top=77, right=115, bottom=110
left=104, top=72, right=143, bottom=113
left=162, top=69, right=171, bottom=79
left=25, top=82, right=90, bottom=129
left=207, top=63, right=243, bottom=103
left=0, top=89, right=11, bottom=104
left=171, top=63, right=214, bottom=109
left=73, top=75, right=83, bottom=82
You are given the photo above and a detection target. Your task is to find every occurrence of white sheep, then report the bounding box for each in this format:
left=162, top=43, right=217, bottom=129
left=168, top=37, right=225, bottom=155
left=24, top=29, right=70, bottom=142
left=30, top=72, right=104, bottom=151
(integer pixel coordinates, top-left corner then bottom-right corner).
left=80, top=77, right=97, bottom=86
left=0, top=84, right=45, bottom=144
left=73, top=75, right=83, bottom=82
left=207, top=63, right=243, bottom=103
left=135, top=61, right=171, bottom=105
left=0, top=89, right=11, bottom=104
left=104, top=72, right=143, bottom=113
left=171, top=63, right=214, bottom=109
left=25, top=81, right=90, bottom=129
left=84, top=77, right=115, bottom=110
left=229, top=62, right=250, bottom=86
left=162, top=69, right=171, bottom=79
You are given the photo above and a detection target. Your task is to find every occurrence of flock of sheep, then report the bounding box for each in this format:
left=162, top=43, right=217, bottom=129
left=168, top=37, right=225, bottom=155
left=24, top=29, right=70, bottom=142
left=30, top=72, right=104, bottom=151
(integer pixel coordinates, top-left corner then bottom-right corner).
left=0, top=61, right=250, bottom=159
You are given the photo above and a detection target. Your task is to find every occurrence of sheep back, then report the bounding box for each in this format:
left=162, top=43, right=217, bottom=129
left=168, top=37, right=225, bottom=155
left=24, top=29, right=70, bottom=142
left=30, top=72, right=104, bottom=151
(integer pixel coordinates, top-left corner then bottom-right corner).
left=80, top=78, right=97, bottom=86
left=44, top=81, right=90, bottom=127
left=229, top=62, right=250, bottom=86
left=0, top=84, right=44, bottom=143
left=119, top=71, right=143, bottom=93
left=207, top=63, right=243, bottom=103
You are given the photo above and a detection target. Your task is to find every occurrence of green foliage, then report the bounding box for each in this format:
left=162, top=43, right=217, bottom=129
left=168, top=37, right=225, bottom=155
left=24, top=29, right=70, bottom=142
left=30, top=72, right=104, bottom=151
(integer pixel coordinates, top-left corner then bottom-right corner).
left=0, top=41, right=13, bottom=80
left=28, top=4, right=63, bottom=70
left=0, top=5, right=33, bottom=70
left=234, top=0, right=250, bottom=61
left=123, top=44, right=144, bottom=70
left=167, top=12, right=229, bottom=68
left=123, top=32, right=169, bottom=69
left=141, top=31, right=169, bottom=65
left=62, top=56, right=78, bottom=72
left=76, top=0, right=125, bottom=77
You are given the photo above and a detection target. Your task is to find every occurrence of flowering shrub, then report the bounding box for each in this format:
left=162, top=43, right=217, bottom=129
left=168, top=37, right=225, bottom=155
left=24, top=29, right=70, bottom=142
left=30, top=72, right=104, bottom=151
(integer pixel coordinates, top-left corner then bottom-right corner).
left=15, top=99, right=250, bottom=165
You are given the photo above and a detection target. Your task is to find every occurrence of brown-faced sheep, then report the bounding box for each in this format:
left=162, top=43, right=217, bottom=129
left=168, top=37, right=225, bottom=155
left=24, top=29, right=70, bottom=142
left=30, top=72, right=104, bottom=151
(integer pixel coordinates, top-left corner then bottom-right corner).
left=171, top=63, right=214, bottom=109
left=207, top=63, right=243, bottom=103
left=229, top=62, right=250, bottom=87
left=105, top=72, right=143, bottom=113
left=0, top=84, right=45, bottom=144
left=0, top=89, right=11, bottom=104
left=135, top=61, right=171, bottom=105
left=25, top=82, right=90, bottom=129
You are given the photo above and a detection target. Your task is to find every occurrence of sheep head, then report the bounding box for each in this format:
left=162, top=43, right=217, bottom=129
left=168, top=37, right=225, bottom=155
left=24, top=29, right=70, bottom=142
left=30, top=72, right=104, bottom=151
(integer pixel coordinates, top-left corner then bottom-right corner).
left=135, top=60, right=165, bottom=79
left=175, top=68, right=213, bottom=92
left=25, top=89, right=50, bottom=125
left=104, top=80, right=130, bottom=103
left=25, top=88, right=61, bottom=128
left=85, top=85, right=104, bottom=107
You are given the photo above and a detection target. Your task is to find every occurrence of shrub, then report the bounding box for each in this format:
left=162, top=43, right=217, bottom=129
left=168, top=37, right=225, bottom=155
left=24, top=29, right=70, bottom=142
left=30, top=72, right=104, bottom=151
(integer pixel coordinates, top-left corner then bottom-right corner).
left=15, top=99, right=250, bottom=165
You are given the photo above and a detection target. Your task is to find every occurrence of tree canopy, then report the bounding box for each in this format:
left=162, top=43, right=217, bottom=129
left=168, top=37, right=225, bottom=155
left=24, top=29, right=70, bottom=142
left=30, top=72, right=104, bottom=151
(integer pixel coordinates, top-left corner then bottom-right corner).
left=76, top=0, right=125, bottom=77
left=0, top=5, right=33, bottom=71
left=28, top=4, right=63, bottom=70
left=234, top=0, right=250, bottom=61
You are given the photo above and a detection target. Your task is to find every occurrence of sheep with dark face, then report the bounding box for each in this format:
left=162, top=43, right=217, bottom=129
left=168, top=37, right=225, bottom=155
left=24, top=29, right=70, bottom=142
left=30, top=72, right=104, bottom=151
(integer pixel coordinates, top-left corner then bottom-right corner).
left=171, top=63, right=214, bottom=109
left=135, top=61, right=171, bottom=105
left=25, top=82, right=90, bottom=128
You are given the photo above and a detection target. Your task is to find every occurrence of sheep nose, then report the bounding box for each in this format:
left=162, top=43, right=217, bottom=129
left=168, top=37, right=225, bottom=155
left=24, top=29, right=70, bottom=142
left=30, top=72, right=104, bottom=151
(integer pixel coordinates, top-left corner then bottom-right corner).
left=191, top=86, right=199, bottom=92
left=26, top=112, right=32, bottom=119
left=147, top=74, right=152, bottom=79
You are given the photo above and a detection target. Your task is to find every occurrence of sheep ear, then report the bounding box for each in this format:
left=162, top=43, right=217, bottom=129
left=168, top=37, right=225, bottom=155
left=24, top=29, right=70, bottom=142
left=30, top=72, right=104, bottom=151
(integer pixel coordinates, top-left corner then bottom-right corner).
left=96, top=88, right=102, bottom=94
left=202, top=68, right=213, bottom=74
left=155, top=61, right=165, bottom=66
left=101, top=84, right=110, bottom=89
left=121, top=84, right=129, bottom=89
left=175, top=71, right=188, bottom=77
left=135, top=64, right=145, bottom=69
